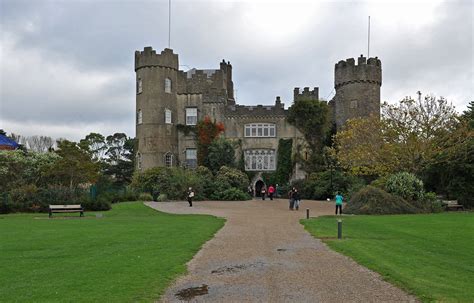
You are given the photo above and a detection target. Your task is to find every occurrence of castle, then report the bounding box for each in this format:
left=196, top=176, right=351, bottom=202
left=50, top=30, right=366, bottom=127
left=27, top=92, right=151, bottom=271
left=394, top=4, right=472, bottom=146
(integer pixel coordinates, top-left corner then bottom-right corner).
left=134, top=47, right=382, bottom=182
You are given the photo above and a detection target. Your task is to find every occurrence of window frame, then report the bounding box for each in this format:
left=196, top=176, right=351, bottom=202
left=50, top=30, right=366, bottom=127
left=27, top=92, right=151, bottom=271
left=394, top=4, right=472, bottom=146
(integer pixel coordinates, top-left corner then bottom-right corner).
left=164, top=78, right=172, bottom=93
left=137, top=78, right=142, bottom=94
left=244, top=123, right=276, bottom=138
left=165, top=108, right=172, bottom=124
left=185, top=148, right=197, bottom=169
left=164, top=152, right=173, bottom=167
left=244, top=149, right=276, bottom=171
left=185, top=107, right=198, bottom=126
left=137, top=109, right=143, bottom=124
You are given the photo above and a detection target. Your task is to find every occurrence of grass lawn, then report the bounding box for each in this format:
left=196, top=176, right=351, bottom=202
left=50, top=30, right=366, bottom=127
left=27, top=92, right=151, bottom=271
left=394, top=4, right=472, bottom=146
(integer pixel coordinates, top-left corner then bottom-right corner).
left=0, top=202, right=225, bottom=302
left=302, top=212, right=474, bottom=302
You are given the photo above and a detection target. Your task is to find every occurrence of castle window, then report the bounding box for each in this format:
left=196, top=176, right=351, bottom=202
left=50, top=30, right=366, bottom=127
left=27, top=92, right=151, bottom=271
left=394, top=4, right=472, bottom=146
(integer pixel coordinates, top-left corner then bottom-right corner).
left=244, top=149, right=276, bottom=171
left=185, top=149, right=197, bottom=169
left=137, top=109, right=143, bottom=124
left=137, top=78, right=142, bottom=94
left=350, top=100, right=358, bottom=109
left=165, top=109, right=172, bottom=124
left=164, top=152, right=173, bottom=167
left=244, top=123, right=276, bottom=138
left=136, top=152, right=142, bottom=170
left=165, top=78, right=172, bottom=93
left=186, top=108, right=197, bottom=125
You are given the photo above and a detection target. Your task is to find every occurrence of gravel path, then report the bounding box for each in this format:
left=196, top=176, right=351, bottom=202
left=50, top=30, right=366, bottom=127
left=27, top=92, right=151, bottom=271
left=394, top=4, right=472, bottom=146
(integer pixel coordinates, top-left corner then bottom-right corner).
left=146, top=199, right=416, bottom=303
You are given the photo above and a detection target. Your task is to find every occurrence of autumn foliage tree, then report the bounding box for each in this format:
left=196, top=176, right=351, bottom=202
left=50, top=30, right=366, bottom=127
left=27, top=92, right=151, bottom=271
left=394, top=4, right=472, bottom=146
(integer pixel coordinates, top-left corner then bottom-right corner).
left=334, top=94, right=459, bottom=178
left=196, top=116, right=225, bottom=167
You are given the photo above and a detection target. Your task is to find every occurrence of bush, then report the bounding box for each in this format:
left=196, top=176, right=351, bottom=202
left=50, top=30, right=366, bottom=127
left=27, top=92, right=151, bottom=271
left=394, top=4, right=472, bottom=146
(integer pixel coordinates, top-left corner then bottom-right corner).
left=80, top=196, right=111, bottom=211
left=215, top=166, right=249, bottom=192
left=138, top=193, right=153, bottom=201
left=213, top=188, right=251, bottom=201
left=293, top=171, right=365, bottom=200
left=386, top=172, right=424, bottom=201
left=345, top=186, right=419, bottom=215
left=156, top=194, right=168, bottom=202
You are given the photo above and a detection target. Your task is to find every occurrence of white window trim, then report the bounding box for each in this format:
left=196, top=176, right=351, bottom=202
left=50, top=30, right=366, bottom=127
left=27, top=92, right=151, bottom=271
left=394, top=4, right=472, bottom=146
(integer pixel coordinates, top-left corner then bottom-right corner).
left=137, top=109, right=143, bottom=124
left=165, top=78, right=172, bottom=93
left=165, top=108, right=172, bottom=124
left=137, top=78, right=142, bottom=94
left=244, top=123, right=276, bottom=138
left=186, top=108, right=198, bottom=126
left=185, top=148, right=198, bottom=168
left=164, top=152, right=173, bottom=167
left=244, top=149, right=276, bottom=171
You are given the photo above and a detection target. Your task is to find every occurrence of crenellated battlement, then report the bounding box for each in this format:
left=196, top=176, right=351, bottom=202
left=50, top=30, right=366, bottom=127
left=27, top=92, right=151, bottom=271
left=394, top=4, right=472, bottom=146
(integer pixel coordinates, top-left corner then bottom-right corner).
left=293, top=87, right=319, bottom=101
left=334, top=55, right=382, bottom=89
left=135, top=47, right=179, bottom=71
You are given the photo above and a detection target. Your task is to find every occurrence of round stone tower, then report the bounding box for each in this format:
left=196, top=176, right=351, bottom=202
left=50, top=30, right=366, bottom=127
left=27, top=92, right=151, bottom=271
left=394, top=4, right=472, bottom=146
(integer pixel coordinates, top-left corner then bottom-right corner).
left=333, top=55, right=382, bottom=129
left=135, top=47, right=179, bottom=170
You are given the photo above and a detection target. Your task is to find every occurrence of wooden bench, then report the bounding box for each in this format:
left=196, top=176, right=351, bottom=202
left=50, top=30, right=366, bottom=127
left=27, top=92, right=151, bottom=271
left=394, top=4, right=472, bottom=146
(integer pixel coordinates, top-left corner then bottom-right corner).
left=49, top=204, right=84, bottom=218
left=442, top=200, right=464, bottom=211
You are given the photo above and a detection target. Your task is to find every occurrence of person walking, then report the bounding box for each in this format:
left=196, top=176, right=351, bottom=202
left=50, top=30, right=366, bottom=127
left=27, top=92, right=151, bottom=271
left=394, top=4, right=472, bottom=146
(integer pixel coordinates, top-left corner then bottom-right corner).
left=335, top=192, right=343, bottom=215
left=293, top=188, right=301, bottom=210
left=261, top=186, right=266, bottom=200
left=187, top=187, right=195, bottom=207
left=268, top=185, right=275, bottom=200
left=288, top=188, right=294, bottom=210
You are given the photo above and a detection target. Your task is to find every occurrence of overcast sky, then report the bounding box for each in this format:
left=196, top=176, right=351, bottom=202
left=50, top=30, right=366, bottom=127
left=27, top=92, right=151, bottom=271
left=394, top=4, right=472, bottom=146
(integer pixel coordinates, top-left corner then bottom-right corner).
left=1, top=0, right=472, bottom=141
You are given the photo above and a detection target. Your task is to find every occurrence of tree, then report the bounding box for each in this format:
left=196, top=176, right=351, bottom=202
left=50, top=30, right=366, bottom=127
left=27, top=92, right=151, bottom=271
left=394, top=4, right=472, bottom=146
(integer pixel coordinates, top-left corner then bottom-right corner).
left=47, top=140, right=99, bottom=189
left=335, top=94, right=459, bottom=177
left=196, top=116, right=225, bottom=167
left=207, top=138, right=235, bottom=172
left=79, top=133, right=107, bottom=161
left=103, top=133, right=135, bottom=186
left=287, top=99, right=330, bottom=171
left=26, top=136, right=54, bottom=153
left=462, top=101, right=474, bottom=129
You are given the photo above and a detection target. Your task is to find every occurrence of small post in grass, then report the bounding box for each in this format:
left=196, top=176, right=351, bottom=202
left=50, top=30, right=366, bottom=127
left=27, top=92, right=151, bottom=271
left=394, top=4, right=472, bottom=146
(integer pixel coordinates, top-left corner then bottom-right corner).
left=337, top=219, right=342, bottom=239
left=306, top=208, right=310, bottom=219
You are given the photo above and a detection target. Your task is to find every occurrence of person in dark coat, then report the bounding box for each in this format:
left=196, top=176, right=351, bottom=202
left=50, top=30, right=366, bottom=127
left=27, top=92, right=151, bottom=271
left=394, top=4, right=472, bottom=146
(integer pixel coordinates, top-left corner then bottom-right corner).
left=288, top=188, right=294, bottom=210
left=187, top=187, right=194, bottom=207
left=261, top=186, right=266, bottom=200
left=292, top=188, right=301, bottom=211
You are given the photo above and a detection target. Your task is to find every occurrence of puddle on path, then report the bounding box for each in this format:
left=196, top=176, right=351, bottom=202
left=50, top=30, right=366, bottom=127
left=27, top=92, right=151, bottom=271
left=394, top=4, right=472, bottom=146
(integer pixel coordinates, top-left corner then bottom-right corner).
left=277, top=248, right=287, bottom=251
left=175, top=284, right=208, bottom=301
left=211, top=261, right=265, bottom=275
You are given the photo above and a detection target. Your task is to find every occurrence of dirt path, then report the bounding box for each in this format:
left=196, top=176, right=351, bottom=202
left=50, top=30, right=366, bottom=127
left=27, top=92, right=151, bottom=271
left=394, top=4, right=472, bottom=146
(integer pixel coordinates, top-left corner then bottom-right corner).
left=146, top=199, right=416, bottom=303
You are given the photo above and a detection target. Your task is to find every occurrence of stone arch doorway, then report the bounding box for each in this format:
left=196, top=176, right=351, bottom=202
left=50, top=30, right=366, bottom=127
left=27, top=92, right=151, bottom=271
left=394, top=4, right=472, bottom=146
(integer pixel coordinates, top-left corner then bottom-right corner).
left=255, top=179, right=266, bottom=197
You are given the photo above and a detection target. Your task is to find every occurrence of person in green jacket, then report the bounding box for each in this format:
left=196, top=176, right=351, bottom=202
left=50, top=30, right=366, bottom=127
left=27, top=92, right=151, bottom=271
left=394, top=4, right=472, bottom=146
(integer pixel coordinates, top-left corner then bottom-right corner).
left=335, top=192, right=343, bottom=215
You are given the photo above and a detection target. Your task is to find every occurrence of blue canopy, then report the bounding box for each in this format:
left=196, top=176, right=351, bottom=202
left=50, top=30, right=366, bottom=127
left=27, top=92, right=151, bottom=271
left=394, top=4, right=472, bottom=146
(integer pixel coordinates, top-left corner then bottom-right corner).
left=0, top=134, right=19, bottom=148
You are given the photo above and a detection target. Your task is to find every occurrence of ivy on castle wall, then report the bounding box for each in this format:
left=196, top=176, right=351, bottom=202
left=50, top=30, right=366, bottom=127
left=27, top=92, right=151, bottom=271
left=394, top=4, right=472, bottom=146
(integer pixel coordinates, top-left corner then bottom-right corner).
left=262, top=138, right=293, bottom=186
left=176, top=124, right=197, bottom=136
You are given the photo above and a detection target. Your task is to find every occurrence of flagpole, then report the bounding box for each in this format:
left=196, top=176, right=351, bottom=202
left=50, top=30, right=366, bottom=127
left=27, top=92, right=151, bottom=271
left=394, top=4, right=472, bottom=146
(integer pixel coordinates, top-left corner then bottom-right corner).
left=168, top=0, right=171, bottom=48
left=368, top=16, right=370, bottom=58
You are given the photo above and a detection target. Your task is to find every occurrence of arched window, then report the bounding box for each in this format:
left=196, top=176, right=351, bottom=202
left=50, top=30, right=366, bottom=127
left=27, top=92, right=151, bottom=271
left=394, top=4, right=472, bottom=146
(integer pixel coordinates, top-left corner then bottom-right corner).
left=164, top=152, right=173, bottom=167
left=136, top=152, right=142, bottom=170
left=244, top=123, right=276, bottom=137
left=137, top=109, right=143, bottom=124
left=164, top=78, right=172, bottom=93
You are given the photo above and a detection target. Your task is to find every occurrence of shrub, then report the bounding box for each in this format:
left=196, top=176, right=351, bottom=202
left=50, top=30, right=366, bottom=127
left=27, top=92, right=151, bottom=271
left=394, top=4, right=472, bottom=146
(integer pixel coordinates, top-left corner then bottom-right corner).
left=293, top=171, right=365, bottom=200
left=386, top=172, right=424, bottom=201
left=156, top=194, right=168, bottom=202
left=345, top=185, right=418, bottom=215
left=138, top=193, right=153, bottom=201
left=80, top=196, right=111, bottom=211
left=214, top=188, right=251, bottom=201
left=215, top=166, right=249, bottom=192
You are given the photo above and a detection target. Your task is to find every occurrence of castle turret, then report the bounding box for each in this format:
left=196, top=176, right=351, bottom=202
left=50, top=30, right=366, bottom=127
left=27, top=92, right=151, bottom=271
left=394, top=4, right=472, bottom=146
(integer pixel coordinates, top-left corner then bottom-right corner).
left=293, top=87, right=319, bottom=101
left=332, top=54, right=382, bottom=129
left=135, top=47, right=179, bottom=170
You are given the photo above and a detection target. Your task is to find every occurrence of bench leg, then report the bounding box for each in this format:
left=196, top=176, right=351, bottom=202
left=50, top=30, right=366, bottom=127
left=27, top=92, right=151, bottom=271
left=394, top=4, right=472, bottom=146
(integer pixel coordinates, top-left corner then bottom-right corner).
left=80, top=211, right=84, bottom=217
left=49, top=210, right=52, bottom=218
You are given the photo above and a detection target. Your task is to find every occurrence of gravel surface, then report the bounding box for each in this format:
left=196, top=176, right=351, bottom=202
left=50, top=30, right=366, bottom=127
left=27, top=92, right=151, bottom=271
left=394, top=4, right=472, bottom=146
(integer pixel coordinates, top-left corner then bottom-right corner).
left=146, top=199, right=417, bottom=303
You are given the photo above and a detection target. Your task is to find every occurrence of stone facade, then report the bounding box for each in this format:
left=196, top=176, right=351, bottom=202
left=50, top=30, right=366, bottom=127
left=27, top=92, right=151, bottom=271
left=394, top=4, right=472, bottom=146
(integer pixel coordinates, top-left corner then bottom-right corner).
left=134, top=47, right=382, bottom=177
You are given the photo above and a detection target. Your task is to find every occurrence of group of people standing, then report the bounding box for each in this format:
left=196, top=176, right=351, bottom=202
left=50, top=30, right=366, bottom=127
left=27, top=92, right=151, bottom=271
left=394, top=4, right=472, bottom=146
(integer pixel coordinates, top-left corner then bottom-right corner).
left=288, top=187, right=301, bottom=210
